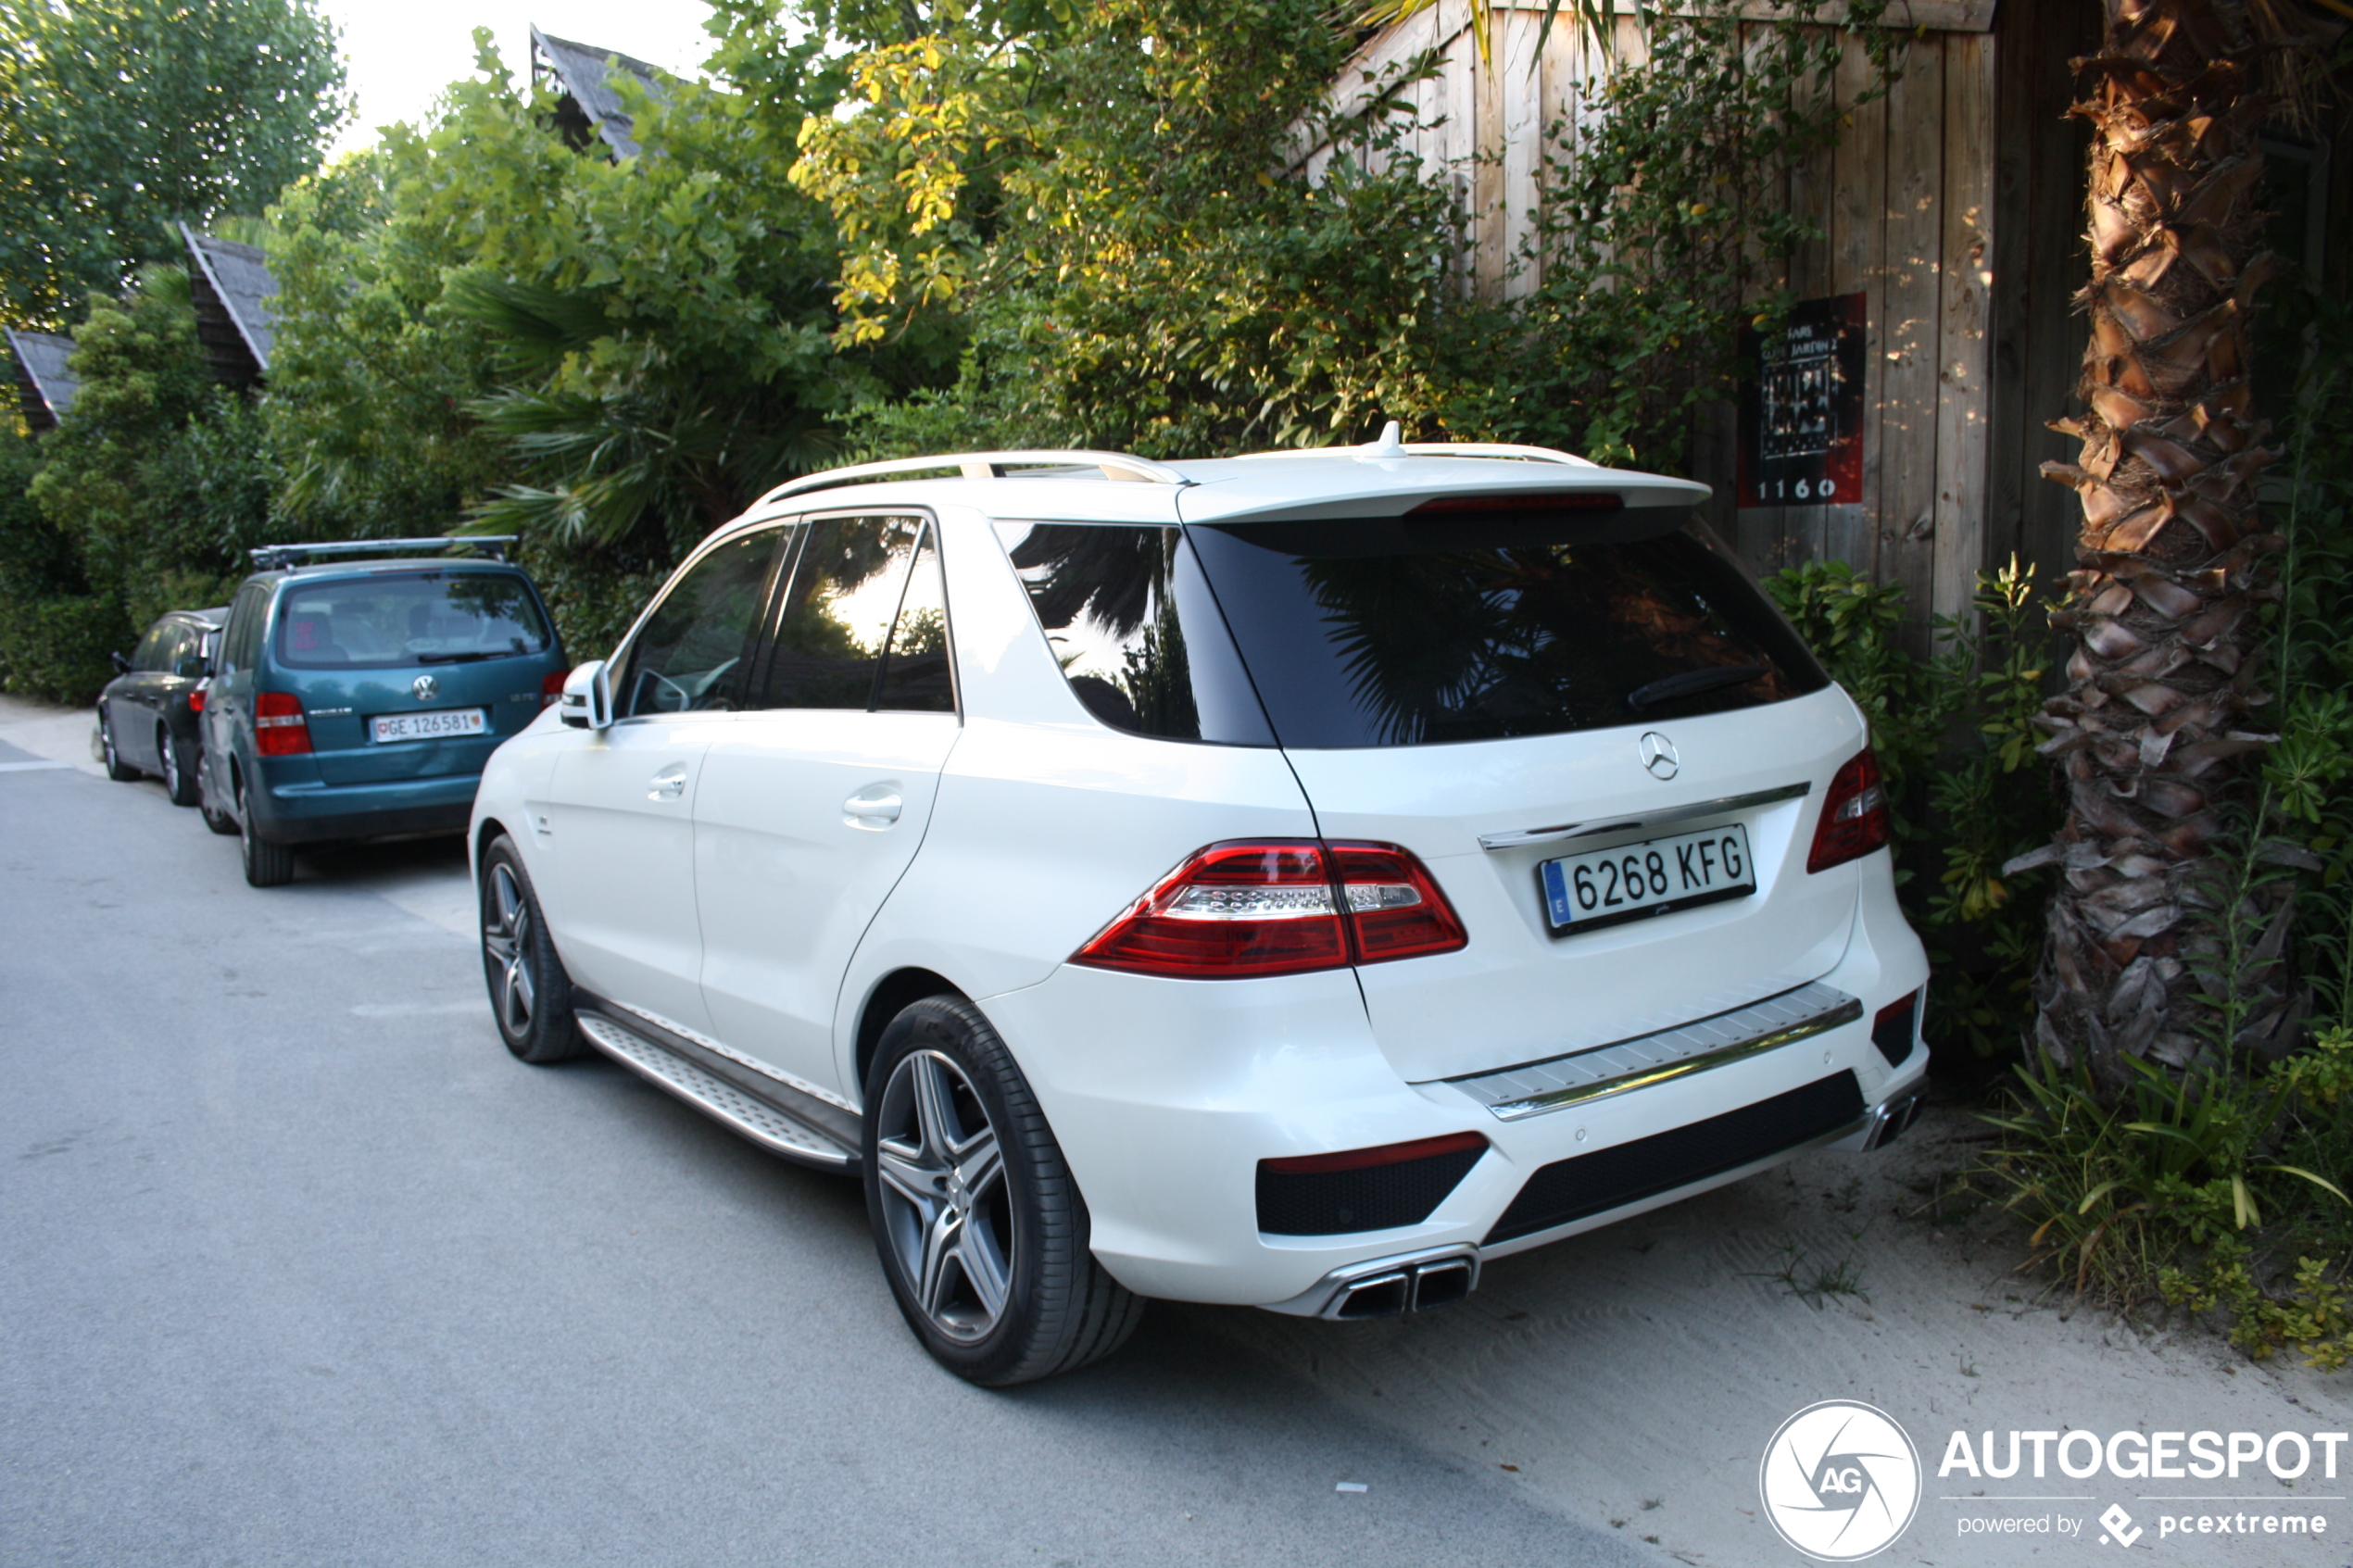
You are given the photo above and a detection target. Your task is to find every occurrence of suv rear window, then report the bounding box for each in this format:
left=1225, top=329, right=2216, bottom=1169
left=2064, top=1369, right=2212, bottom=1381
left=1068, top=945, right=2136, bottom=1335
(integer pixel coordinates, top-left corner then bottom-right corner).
left=1187, top=509, right=1828, bottom=748
left=274, top=571, right=553, bottom=670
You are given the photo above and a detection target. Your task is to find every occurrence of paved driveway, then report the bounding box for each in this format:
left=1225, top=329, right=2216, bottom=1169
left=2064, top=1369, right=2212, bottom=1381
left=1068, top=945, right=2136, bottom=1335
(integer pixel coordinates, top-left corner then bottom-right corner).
left=0, top=732, right=1650, bottom=1568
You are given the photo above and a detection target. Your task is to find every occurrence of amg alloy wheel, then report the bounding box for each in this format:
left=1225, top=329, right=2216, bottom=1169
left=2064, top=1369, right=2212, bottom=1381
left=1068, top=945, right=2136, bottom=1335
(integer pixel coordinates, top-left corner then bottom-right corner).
left=864, top=997, right=1142, bottom=1385
left=479, top=835, right=579, bottom=1064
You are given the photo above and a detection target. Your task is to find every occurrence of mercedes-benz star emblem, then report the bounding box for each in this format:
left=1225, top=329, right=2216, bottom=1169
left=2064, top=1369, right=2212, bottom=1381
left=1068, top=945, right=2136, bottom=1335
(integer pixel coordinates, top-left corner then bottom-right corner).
left=412, top=673, right=438, bottom=702
left=1639, top=731, right=1680, bottom=781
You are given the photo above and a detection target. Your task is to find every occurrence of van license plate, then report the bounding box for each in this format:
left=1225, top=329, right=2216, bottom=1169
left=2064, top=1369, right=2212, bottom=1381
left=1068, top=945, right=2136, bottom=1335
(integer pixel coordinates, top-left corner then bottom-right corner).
left=371, top=708, right=487, bottom=744
left=1540, top=822, right=1755, bottom=935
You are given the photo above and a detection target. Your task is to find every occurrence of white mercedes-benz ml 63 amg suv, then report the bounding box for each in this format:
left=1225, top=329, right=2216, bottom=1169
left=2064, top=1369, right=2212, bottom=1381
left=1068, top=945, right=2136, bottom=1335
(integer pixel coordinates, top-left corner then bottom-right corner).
left=470, top=431, right=1931, bottom=1385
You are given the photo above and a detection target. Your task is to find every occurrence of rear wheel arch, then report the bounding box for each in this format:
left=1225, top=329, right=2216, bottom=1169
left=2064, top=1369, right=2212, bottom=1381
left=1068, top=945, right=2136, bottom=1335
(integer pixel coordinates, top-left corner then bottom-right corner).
left=855, top=968, right=966, bottom=1100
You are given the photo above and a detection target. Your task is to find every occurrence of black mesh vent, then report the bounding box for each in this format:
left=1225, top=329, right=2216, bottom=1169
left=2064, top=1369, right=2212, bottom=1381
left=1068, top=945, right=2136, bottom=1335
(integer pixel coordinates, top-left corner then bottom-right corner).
left=1485, top=1072, right=1864, bottom=1245
left=1257, top=1147, right=1486, bottom=1236
left=1872, top=994, right=1918, bottom=1067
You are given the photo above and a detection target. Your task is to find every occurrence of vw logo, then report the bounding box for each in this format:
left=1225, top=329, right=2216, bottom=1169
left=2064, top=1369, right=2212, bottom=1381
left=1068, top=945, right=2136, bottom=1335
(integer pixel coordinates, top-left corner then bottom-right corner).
left=412, top=673, right=439, bottom=702
left=1758, top=1400, right=1920, bottom=1561
left=1638, top=731, right=1679, bottom=781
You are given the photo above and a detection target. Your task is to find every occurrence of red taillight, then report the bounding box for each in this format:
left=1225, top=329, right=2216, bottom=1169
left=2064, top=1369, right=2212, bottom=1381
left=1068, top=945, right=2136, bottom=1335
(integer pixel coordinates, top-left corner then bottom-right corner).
left=1071, top=838, right=1467, bottom=980
left=541, top=670, right=566, bottom=708
left=188, top=684, right=207, bottom=714
left=254, top=691, right=312, bottom=756
left=1261, top=1131, right=1488, bottom=1175
left=1807, top=748, right=1890, bottom=872
left=1328, top=841, right=1470, bottom=962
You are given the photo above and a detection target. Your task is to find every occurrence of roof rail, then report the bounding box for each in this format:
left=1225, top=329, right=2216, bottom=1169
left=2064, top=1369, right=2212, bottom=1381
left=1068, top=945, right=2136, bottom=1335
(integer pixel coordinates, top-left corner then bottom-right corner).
left=249, top=536, right=519, bottom=571
left=1233, top=422, right=1598, bottom=470
left=756, top=450, right=1188, bottom=508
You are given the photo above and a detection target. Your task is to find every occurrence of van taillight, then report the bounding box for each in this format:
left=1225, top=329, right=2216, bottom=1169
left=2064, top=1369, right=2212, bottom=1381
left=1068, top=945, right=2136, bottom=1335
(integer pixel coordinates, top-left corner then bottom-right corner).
left=188, top=684, right=207, bottom=714
left=1072, top=839, right=1466, bottom=980
left=541, top=671, right=566, bottom=708
left=1806, top=749, right=1890, bottom=872
left=254, top=691, right=312, bottom=756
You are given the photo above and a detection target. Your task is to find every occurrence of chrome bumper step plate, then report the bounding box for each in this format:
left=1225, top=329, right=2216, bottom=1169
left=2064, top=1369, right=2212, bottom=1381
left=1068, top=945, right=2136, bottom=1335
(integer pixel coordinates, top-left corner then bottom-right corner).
left=1441, top=981, right=1864, bottom=1121
left=576, top=1013, right=856, bottom=1171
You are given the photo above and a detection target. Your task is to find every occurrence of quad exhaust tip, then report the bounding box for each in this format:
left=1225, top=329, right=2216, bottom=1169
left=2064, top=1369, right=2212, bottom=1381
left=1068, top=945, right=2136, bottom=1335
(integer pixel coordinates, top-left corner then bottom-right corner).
left=1324, top=1249, right=1480, bottom=1321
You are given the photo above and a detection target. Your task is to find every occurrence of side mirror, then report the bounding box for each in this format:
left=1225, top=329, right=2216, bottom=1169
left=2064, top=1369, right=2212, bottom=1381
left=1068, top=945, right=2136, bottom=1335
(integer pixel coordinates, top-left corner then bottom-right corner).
left=559, top=659, right=612, bottom=731
left=109, top=651, right=131, bottom=675
left=174, top=655, right=208, bottom=679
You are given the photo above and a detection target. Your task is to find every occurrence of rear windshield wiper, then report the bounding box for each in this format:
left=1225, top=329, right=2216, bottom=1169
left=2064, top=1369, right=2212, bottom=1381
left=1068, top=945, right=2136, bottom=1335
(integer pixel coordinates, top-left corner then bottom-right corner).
left=1625, top=664, right=1770, bottom=711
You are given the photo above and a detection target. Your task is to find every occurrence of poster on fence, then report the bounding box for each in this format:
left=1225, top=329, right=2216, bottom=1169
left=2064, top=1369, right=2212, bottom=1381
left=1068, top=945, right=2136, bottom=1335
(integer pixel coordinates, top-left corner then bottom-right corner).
left=1736, top=292, right=1866, bottom=508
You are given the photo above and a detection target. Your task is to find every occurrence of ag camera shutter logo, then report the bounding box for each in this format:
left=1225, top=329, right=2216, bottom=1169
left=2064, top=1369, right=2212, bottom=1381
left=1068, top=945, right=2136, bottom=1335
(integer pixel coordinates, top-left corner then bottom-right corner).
left=1759, top=1400, right=1921, bottom=1561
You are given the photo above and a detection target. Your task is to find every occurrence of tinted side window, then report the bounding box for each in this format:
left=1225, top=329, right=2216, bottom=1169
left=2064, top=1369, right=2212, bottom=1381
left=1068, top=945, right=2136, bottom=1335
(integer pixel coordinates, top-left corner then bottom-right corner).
left=617, top=529, right=785, bottom=718
left=221, top=587, right=267, bottom=673
left=750, top=514, right=917, bottom=711
left=875, top=524, right=953, bottom=713
left=132, top=623, right=171, bottom=672
left=994, top=521, right=1274, bottom=746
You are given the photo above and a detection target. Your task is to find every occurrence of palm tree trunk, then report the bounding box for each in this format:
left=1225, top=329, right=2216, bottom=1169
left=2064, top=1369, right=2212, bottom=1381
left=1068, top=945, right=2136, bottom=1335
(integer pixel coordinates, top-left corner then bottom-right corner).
left=2019, top=0, right=2284, bottom=1083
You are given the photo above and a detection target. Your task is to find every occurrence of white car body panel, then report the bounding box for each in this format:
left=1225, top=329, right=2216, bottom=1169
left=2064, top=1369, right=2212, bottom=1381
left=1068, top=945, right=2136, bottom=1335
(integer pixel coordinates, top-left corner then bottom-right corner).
left=541, top=714, right=729, bottom=1030
left=472, top=447, right=1935, bottom=1314
left=697, top=709, right=961, bottom=1097
left=1286, top=686, right=1869, bottom=1084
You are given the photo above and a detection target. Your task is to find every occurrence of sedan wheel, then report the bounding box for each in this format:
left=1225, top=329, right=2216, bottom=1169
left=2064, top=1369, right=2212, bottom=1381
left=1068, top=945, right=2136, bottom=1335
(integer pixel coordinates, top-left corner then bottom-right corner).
left=157, top=726, right=199, bottom=807
left=99, top=706, right=138, bottom=782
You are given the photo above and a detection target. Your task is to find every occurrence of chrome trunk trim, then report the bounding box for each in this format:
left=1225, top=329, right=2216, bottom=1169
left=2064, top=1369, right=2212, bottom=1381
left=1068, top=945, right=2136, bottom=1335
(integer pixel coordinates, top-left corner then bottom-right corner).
left=1476, top=781, right=1810, bottom=852
left=1441, top=982, right=1864, bottom=1122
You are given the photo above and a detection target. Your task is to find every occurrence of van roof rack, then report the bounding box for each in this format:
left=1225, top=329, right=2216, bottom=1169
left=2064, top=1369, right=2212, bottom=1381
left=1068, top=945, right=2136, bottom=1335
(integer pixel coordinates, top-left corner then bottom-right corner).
left=249, top=536, right=520, bottom=571
left=756, top=450, right=1188, bottom=508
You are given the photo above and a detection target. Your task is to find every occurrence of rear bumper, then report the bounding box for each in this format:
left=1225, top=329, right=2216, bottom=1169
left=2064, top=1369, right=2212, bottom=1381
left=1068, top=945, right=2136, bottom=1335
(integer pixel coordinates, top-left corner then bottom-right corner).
left=249, top=763, right=480, bottom=844
left=975, top=875, right=1930, bottom=1309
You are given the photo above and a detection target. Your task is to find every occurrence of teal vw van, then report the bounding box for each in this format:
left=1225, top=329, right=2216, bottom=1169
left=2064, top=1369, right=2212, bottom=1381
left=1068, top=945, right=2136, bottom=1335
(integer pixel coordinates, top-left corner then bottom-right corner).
left=196, top=539, right=569, bottom=886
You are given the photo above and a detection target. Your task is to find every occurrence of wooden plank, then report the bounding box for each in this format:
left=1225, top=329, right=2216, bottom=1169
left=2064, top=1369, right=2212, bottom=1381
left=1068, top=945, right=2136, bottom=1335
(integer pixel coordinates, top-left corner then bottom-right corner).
left=2018, top=0, right=2098, bottom=583
left=1731, top=19, right=1793, bottom=570
left=1932, top=29, right=1995, bottom=635
left=1446, top=36, right=1479, bottom=295
left=1821, top=31, right=1889, bottom=576
left=1500, top=8, right=1546, bottom=298
left=1982, top=0, right=2038, bottom=575
left=1875, top=34, right=1944, bottom=655
left=1484, top=0, right=1995, bottom=29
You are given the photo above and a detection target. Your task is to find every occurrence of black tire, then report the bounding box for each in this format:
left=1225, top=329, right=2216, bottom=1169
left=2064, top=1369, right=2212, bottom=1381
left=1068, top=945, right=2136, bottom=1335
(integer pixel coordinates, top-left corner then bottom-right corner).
left=157, top=725, right=199, bottom=807
left=479, top=835, right=580, bottom=1064
left=236, top=777, right=295, bottom=887
left=863, top=997, right=1143, bottom=1386
left=98, top=705, right=139, bottom=782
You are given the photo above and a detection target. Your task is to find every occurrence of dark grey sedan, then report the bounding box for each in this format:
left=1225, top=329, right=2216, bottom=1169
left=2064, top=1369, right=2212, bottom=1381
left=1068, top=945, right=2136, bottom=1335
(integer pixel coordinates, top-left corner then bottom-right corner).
left=98, top=606, right=227, bottom=807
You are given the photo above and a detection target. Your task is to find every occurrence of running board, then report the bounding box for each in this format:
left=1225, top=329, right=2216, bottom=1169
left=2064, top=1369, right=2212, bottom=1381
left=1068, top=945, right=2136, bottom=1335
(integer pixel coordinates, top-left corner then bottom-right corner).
left=574, top=1013, right=859, bottom=1173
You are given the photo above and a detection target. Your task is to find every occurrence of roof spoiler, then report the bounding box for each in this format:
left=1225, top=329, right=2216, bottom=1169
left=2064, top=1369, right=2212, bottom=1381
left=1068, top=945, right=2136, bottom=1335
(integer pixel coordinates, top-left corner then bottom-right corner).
left=248, top=536, right=519, bottom=571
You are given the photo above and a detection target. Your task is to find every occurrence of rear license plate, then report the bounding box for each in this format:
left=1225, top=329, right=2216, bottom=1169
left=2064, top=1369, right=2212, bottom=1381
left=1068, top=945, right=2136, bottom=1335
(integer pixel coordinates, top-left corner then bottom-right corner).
left=370, top=708, right=487, bottom=744
left=1540, top=822, right=1755, bottom=935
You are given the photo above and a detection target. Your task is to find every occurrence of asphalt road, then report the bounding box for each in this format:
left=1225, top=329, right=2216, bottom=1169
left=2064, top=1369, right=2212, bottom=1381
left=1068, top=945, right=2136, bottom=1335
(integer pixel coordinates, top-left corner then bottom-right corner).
left=0, top=736, right=1654, bottom=1568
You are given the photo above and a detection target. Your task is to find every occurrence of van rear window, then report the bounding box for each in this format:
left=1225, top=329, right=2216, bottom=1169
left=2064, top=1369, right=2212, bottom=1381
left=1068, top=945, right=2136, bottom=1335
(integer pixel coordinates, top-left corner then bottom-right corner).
left=1187, top=511, right=1828, bottom=748
left=274, top=571, right=552, bottom=670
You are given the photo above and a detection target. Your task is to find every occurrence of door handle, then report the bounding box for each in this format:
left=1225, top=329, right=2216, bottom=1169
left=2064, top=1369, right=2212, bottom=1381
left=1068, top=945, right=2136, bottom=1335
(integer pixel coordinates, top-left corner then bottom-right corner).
left=648, top=764, right=688, bottom=801
left=843, top=786, right=902, bottom=827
